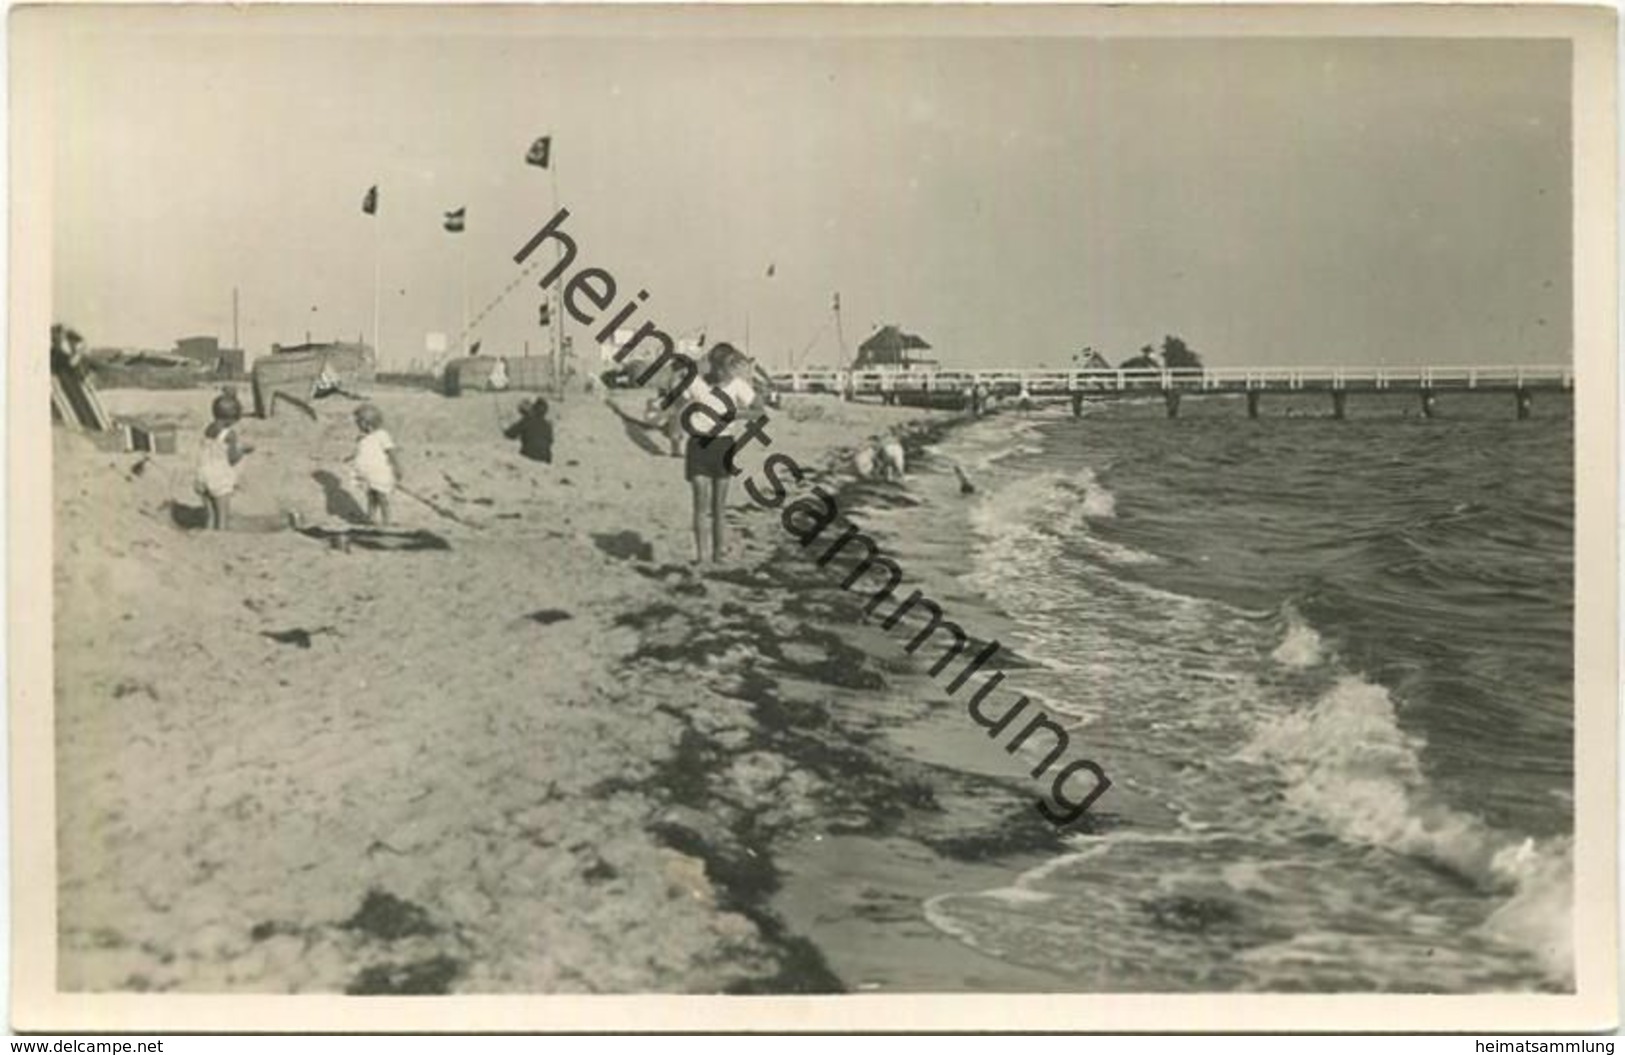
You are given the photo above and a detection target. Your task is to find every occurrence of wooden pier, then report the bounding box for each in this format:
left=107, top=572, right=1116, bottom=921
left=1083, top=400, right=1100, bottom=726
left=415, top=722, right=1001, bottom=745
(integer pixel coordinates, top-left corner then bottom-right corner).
left=767, top=365, right=1573, bottom=418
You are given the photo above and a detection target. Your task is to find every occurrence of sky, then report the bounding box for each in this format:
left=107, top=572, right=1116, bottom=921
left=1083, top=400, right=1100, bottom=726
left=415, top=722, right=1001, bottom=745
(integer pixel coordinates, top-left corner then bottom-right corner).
left=41, top=10, right=1573, bottom=372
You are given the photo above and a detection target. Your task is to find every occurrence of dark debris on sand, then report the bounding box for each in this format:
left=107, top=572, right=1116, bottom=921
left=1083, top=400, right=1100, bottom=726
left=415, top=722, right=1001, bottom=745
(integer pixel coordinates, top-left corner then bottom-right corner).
left=260, top=626, right=338, bottom=649
left=295, top=526, right=453, bottom=552
left=591, top=530, right=654, bottom=562
left=601, top=411, right=1077, bottom=994
left=341, top=889, right=440, bottom=941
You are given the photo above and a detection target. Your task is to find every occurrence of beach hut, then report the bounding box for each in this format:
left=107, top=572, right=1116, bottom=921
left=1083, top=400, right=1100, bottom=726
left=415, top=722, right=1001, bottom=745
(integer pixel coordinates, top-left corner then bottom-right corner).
left=443, top=356, right=499, bottom=396
left=851, top=325, right=938, bottom=372
left=251, top=340, right=376, bottom=417
left=505, top=356, right=552, bottom=391
left=444, top=355, right=553, bottom=395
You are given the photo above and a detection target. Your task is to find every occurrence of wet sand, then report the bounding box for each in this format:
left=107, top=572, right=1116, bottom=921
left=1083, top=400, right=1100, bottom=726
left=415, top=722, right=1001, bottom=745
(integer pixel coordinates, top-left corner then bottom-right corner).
left=54, top=382, right=1049, bottom=994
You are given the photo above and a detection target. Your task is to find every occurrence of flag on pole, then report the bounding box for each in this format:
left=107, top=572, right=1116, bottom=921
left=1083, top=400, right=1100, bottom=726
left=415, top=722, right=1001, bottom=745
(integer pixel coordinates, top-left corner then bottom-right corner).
left=469, top=340, right=482, bottom=357
left=443, top=207, right=466, bottom=233
left=525, top=135, right=552, bottom=169
left=362, top=185, right=378, bottom=215
left=766, top=263, right=776, bottom=277
left=538, top=301, right=551, bottom=327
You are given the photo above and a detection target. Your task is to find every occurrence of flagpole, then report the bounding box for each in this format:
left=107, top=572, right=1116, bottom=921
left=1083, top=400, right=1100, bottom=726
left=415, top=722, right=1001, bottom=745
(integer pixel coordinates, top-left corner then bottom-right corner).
left=372, top=208, right=382, bottom=369
left=834, top=292, right=846, bottom=364
left=461, top=232, right=470, bottom=356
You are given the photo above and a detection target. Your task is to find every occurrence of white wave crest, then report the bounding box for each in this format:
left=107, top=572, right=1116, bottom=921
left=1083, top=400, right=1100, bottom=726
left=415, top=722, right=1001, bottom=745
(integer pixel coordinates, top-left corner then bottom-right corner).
left=1076, top=467, right=1117, bottom=519
left=1241, top=676, right=1573, bottom=983
left=1271, top=606, right=1326, bottom=669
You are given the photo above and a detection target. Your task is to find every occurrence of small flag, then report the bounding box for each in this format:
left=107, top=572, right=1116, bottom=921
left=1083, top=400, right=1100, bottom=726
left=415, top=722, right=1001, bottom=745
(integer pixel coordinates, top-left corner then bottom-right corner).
left=832, top=292, right=840, bottom=311
left=444, top=207, right=466, bottom=233
left=538, top=301, right=551, bottom=327
left=362, top=185, right=378, bottom=215
left=525, top=135, right=552, bottom=169
left=469, top=340, right=482, bottom=357
left=766, top=263, right=776, bottom=278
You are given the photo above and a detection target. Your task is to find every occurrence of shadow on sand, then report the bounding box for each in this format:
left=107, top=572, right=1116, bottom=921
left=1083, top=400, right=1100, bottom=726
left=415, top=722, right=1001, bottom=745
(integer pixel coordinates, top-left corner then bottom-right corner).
left=312, top=469, right=369, bottom=524
left=601, top=398, right=673, bottom=458
left=168, top=501, right=210, bottom=530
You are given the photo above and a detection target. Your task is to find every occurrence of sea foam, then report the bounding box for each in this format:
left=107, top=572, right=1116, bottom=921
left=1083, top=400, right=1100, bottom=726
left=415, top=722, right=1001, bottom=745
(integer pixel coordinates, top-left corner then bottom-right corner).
left=1241, top=674, right=1573, bottom=985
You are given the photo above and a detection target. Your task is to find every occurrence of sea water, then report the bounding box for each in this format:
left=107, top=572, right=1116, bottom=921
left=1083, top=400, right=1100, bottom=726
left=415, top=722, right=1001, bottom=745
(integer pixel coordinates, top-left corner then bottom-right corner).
left=844, top=390, right=1573, bottom=993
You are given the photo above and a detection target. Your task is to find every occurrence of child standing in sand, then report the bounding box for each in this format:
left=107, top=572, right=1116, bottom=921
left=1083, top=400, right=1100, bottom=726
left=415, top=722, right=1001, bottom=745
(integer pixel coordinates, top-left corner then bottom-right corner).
left=194, top=390, right=253, bottom=530
left=680, top=343, right=759, bottom=564
left=349, top=403, right=402, bottom=526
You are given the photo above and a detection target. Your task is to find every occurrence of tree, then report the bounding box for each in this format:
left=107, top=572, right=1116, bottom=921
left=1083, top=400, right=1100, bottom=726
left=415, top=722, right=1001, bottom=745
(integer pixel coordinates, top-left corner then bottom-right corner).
left=1119, top=344, right=1160, bottom=371
left=1160, top=334, right=1204, bottom=371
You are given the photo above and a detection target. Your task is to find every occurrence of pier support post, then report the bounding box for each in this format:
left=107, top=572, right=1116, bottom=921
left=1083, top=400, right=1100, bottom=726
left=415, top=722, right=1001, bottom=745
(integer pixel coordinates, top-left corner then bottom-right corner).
left=1071, top=391, right=1083, bottom=418
left=1420, top=389, right=1438, bottom=419
left=1515, top=388, right=1533, bottom=420
left=1164, top=389, right=1181, bottom=419
left=1331, top=390, right=1348, bottom=420
left=1246, top=390, right=1261, bottom=419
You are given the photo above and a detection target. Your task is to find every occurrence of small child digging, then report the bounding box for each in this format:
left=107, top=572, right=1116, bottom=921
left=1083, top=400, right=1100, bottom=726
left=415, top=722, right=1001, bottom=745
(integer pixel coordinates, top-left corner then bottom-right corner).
left=349, top=403, right=402, bottom=525
left=504, top=398, right=554, bottom=463
left=194, top=390, right=253, bottom=529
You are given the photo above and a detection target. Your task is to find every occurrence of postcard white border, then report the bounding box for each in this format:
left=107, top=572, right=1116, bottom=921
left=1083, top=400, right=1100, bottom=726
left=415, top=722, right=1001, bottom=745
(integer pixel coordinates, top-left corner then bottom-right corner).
left=9, top=2, right=1618, bottom=1034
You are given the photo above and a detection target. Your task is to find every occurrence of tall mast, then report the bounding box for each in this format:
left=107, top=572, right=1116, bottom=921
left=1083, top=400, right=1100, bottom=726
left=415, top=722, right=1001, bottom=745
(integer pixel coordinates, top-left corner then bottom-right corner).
left=833, top=291, right=846, bottom=367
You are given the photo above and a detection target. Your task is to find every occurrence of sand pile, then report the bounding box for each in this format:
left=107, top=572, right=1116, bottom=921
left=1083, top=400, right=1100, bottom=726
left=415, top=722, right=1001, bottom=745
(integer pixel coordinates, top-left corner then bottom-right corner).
left=55, top=383, right=942, bottom=994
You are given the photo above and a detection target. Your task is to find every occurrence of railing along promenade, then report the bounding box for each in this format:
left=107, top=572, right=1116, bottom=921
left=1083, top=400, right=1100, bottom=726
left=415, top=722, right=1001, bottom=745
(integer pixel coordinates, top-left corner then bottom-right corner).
left=767, top=365, right=1574, bottom=419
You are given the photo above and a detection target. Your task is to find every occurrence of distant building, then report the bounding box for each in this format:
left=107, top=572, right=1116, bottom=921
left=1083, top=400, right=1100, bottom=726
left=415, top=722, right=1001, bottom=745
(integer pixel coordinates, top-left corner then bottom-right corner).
left=173, top=335, right=246, bottom=378
left=851, top=325, right=939, bottom=371
left=175, top=335, right=219, bottom=361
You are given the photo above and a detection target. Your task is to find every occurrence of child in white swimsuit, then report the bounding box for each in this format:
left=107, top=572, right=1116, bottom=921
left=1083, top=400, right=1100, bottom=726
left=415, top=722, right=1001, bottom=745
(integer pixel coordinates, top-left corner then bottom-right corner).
left=194, top=391, right=252, bottom=529
left=350, top=403, right=402, bottom=525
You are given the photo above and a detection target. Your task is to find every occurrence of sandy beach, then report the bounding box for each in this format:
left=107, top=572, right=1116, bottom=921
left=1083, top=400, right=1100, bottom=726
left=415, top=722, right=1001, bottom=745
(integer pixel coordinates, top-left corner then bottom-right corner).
left=54, top=383, right=972, bottom=994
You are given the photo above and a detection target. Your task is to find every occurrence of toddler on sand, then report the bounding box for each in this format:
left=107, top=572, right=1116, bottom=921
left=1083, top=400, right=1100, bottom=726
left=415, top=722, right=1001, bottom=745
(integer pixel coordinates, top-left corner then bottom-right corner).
left=194, top=389, right=253, bottom=530
left=349, top=403, right=402, bottom=525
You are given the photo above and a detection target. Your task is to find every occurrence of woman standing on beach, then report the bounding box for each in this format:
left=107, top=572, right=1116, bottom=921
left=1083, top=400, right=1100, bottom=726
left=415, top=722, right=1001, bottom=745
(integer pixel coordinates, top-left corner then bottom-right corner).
left=680, top=343, right=758, bottom=564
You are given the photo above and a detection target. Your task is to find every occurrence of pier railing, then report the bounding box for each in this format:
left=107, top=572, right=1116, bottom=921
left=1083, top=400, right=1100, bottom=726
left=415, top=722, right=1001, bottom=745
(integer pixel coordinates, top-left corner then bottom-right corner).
left=768, top=364, right=1573, bottom=396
